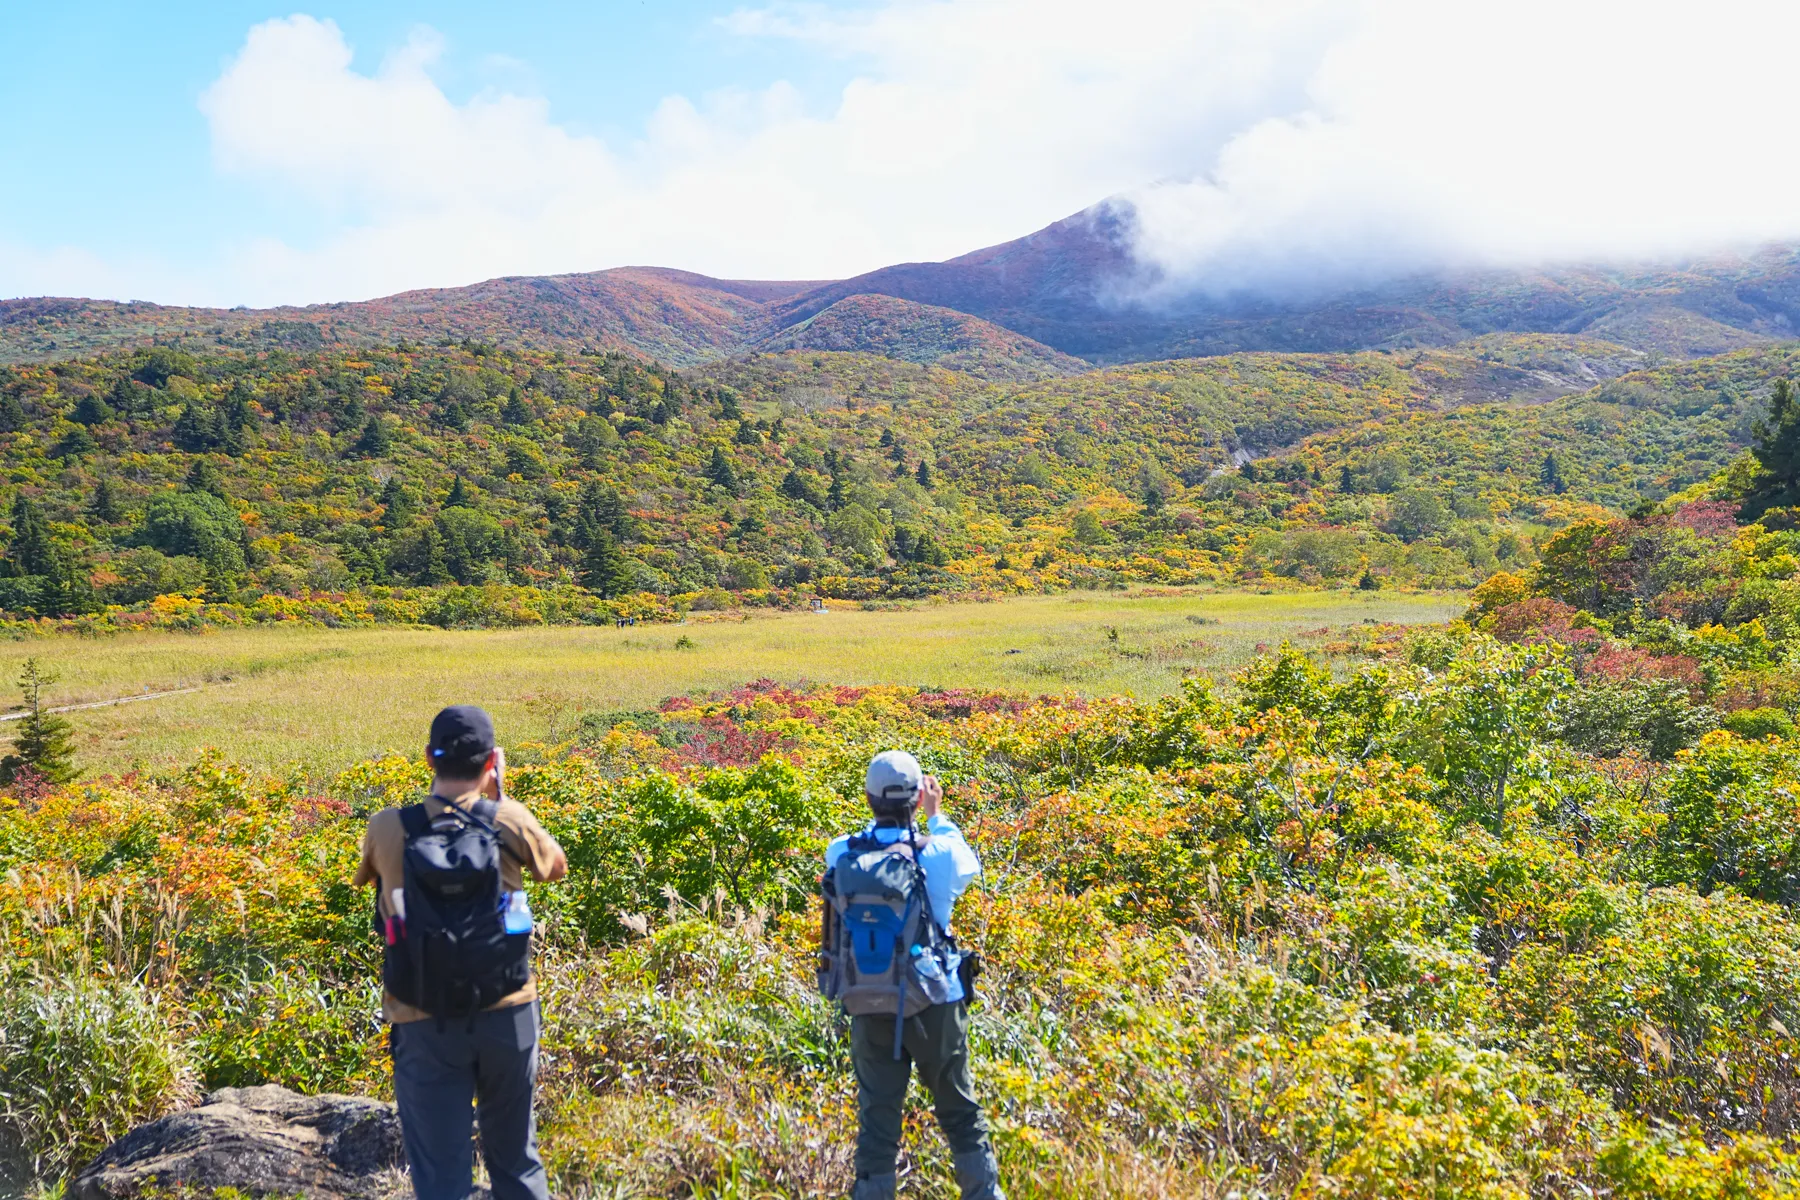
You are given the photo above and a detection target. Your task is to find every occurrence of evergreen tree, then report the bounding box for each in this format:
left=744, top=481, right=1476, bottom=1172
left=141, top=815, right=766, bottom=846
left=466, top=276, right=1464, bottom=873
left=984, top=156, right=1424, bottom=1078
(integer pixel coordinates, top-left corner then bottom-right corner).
left=827, top=468, right=847, bottom=513
left=184, top=458, right=228, bottom=499
left=379, top=476, right=414, bottom=527
left=92, top=477, right=123, bottom=524
left=107, top=377, right=143, bottom=417
left=780, top=470, right=827, bottom=509
left=915, top=460, right=933, bottom=489
left=715, top=389, right=742, bottom=421
left=70, top=393, right=115, bottom=426
left=417, top=525, right=452, bottom=585
left=2, top=658, right=77, bottom=785
left=354, top=415, right=392, bottom=457
left=706, top=447, right=739, bottom=493
left=445, top=475, right=472, bottom=508
left=1143, top=484, right=1165, bottom=514
left=4, top=495, right=56, bottom=578
left=172, top=403, right=222, bottom=452
left=0, top=391, right=25, bottom=433
left=56, top=427, right=96, bottom=460
left=1745, top=377, right=1800, bottom=517
left=595, top=485, right=631, bottom=541
left=502, top=387, right=533, bottom=426
left=579, top=528, right=634, bottom=598
left=220, top=386, right=257, bottom=454
left=1539, top=452, right=1567, bottom=495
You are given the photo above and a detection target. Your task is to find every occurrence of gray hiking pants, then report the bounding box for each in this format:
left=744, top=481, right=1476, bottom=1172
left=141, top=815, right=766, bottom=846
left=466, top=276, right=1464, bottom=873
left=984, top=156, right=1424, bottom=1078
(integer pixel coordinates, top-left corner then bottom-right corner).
left=850, top=1000, right=995, bottom=1179
left=390, top=1001, right=548, bottom=1200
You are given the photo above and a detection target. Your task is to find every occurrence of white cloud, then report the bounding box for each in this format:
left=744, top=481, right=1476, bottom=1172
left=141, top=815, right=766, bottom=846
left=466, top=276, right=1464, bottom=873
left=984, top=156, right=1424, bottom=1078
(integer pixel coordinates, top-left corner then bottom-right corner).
left=20, top=1, right=1800, bottom=306
left=1121, top=0, right=1800, bottom=294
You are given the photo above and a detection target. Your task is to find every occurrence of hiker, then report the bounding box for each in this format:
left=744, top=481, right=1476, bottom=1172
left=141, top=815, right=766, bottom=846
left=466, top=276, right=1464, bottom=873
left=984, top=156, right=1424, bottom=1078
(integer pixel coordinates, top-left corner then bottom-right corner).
left=353, top=705, right=568, bottom=1200
left=820, top=750, right=1003, bottom=1200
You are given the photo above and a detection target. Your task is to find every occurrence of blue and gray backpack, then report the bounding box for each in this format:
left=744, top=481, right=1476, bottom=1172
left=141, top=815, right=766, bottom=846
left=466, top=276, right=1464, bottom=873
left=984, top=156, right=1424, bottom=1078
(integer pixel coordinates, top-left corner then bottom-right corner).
left=818, top=828, right=958, bottom=1056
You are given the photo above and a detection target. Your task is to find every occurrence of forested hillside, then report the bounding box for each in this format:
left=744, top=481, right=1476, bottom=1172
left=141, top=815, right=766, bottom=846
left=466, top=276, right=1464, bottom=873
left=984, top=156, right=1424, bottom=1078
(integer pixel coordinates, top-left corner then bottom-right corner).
left=0, top=329, right=1793, bottom=630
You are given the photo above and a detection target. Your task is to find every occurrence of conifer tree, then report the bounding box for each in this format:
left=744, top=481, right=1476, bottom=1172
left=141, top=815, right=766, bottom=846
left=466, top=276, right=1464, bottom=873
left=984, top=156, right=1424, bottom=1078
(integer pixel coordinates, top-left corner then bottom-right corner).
left=184, top=458, right=228, bottom=499
left=1745, top=377, right=1800, bottom=517
left=1539, top=452, right=1567, bottom=495
left=417, top=525, right=452, bottom=585
left=445, top=475, right=472, bottom=508
left=354, top=415, right=392, bottom=457
left=379, top=476, right=414, bottom=527
left=706, top=447, right=739, bottom=493
left=0, top=391, right=25, bottom=433
left=2, top=658, right=77, bottom=785
left=915, top=459, right=933, bottom=489
left=56, top=427, right=96, bottom=460
left=70, top=394, right=115, bottom=426
left=4, top=495, right=56, bottom=578
left=502, top=387, right=532, bottom=426
left=92, top=477, right=122, bottom=524
left=172, top=403, right=221, bottom=452
left=580, top=528, right=634, bottom=598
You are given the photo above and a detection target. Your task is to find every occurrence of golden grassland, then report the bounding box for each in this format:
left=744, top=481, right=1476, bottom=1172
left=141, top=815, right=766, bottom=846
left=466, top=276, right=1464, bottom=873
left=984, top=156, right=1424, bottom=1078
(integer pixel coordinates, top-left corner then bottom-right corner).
left=36, top=589, right=1459, bottom=775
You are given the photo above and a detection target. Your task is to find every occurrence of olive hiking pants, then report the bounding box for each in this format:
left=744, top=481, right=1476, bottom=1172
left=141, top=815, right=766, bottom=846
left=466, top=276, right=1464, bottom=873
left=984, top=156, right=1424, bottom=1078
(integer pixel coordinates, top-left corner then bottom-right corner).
left=849, top=1000, right=998, bottom=1193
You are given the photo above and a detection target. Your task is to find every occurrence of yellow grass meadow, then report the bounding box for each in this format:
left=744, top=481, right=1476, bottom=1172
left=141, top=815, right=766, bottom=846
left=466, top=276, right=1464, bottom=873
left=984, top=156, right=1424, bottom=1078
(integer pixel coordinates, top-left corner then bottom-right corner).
left=32, top=588, right=1459, bottom=776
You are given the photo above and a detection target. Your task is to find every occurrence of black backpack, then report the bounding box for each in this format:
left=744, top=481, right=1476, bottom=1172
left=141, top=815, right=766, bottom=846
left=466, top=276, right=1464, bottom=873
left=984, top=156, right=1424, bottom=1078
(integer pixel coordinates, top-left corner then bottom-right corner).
left=379, top=798, right=530, bottom=1024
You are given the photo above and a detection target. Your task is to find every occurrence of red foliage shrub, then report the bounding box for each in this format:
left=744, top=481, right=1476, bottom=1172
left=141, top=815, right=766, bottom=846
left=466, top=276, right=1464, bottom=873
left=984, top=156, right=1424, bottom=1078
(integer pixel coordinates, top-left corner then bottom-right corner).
left=1668, top=500, right=1741, bottom=538
left=1580, top=645, right=1707, bottom=698
left=1485, top=598, right=1601, bottom=647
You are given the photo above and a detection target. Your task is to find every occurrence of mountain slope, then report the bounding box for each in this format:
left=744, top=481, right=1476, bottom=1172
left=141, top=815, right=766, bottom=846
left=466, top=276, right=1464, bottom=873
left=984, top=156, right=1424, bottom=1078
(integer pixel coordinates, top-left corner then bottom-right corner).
left=6, top=200, right=1800, bottom=369
left=752, top=293, right=1085, bottom=380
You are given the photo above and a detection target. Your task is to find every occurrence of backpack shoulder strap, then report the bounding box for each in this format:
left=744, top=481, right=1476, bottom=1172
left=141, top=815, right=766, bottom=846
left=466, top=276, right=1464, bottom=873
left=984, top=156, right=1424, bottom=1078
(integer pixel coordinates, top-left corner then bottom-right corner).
left=460, top=796, right=527, bottom=866
left=398, top=803, right=431, bottom=840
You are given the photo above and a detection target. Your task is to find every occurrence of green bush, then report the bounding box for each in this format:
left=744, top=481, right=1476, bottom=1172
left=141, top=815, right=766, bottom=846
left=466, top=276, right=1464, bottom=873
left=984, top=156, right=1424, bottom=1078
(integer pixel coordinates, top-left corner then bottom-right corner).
left=1558, top=677, right=1718, bottom=760
left=1721, top=706, right=1795, bottom=741
left=1656, top=732, right=1800, bottom=903
left=191, top=969, right=386, bottom=1096
left=0, top=976, right=191, bottom=1176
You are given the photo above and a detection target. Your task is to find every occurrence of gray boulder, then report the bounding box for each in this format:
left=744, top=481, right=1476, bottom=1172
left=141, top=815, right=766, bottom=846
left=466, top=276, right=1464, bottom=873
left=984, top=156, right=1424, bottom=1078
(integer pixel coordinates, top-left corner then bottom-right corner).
left=72, top=1084, right=406, bottom=1199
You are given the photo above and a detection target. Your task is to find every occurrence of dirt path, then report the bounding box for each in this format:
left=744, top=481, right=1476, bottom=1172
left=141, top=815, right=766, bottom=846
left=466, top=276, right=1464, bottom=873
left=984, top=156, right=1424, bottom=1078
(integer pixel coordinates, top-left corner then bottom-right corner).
left=0, top=686, right=207, bottom=722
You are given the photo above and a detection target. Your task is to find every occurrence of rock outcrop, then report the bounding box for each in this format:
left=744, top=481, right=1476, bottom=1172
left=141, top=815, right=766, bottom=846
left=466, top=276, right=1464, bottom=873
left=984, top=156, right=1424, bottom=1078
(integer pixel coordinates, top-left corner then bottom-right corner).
left=73, top=1085, right=405, bottom=1199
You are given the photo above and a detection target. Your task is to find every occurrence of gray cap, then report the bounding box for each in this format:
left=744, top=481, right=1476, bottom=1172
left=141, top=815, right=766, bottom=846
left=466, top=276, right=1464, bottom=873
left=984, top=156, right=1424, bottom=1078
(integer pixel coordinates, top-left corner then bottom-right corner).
left=864, top=749, right=923, bottom=804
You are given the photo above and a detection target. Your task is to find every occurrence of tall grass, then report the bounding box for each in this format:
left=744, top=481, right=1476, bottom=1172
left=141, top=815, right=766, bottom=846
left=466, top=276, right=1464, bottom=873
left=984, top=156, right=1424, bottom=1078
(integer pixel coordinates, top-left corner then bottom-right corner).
left=0, top=590, right=1456, bottom=776
left=0, top=976, right=194, bottom=1178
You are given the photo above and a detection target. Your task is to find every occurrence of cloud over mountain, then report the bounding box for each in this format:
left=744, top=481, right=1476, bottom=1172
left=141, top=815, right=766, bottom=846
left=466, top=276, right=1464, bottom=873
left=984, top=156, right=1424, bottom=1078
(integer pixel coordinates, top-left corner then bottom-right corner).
left=17, top=0, right=1800, bottom=307
left=1119, top=0, right=1800, bottom=298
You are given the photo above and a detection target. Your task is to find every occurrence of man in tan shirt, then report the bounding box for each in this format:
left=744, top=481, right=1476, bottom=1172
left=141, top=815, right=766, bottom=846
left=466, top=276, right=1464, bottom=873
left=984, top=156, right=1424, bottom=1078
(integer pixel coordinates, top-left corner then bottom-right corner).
left=355, top=705, right=566, bottom=1200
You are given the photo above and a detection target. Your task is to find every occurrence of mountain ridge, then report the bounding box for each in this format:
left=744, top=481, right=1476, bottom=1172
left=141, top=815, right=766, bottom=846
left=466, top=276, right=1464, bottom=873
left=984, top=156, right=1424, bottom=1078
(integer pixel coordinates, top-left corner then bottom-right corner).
left=5, top=201, right=1800, bottom=369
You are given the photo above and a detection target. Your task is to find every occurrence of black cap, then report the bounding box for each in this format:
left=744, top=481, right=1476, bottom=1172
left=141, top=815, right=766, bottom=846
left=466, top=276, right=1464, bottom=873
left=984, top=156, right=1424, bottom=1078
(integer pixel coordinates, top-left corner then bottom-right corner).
left=427, top=705, right=495, bottom=774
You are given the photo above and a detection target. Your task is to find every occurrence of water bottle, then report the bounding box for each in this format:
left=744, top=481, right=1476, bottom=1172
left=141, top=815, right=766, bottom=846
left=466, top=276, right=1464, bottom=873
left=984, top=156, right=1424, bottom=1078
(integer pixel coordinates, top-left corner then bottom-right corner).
left=502, top=890, right=533, bottom=935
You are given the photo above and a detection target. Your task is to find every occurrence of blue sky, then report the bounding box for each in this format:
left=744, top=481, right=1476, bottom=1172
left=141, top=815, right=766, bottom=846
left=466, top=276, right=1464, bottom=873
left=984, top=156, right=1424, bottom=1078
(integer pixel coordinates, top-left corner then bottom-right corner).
left=0, top=2, right=867, bottom=297
left=4, top=2, right=1797, bottom=309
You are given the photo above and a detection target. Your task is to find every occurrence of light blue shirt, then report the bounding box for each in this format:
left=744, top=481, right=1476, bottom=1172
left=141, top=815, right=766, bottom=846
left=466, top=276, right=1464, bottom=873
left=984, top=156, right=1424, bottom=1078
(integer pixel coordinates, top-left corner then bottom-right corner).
left=825, top=814, right=982, bottom=936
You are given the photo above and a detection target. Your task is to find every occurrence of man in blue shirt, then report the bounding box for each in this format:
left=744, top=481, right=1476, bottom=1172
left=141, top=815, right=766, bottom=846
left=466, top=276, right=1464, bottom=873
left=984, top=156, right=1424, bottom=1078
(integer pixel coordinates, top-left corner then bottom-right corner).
left=825, top=750, right=1004, bottom=1200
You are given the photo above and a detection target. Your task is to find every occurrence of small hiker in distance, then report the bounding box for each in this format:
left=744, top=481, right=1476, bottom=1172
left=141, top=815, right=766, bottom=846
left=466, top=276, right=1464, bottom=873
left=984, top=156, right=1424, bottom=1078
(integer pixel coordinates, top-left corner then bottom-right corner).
left=354, top=705, right=568, bottom=1200
left=819, top=750, right=1004, bottom=1200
